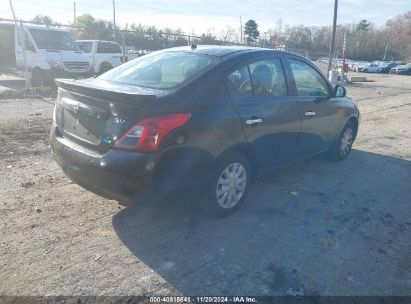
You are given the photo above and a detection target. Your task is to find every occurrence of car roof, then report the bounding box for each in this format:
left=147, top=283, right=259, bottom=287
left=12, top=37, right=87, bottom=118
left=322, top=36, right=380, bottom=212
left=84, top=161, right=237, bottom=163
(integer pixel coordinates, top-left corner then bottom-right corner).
left=161, top=45, right=294, bottom=58
left=23, top=24, right=68, bottom=32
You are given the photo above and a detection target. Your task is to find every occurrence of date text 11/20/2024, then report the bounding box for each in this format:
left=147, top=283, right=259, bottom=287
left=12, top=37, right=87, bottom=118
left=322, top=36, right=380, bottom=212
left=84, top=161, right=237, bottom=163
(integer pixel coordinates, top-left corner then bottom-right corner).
left=149, top=297, right=257, bottom=303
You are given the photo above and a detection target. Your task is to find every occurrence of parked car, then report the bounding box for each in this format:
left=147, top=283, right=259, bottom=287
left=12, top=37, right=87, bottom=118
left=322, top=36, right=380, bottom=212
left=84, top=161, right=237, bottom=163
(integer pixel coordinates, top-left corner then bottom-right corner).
left=50, top=46, right=360, bottom=217
left=362, top=63, right=382, bottom=73
left=389, top=63, right=411, bottom=75
left=126, top=49, right=140, bottom=61
left=0, top=22, right=92, bottom=86
left=352, top=63, right=367, bottom=72
left=380, top=63, right=399, bottom=73
left=76, top=40, right=125, bottom=75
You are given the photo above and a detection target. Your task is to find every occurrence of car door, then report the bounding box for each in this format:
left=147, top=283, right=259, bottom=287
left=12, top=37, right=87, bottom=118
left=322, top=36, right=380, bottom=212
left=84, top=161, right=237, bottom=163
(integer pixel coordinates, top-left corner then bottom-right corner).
left=285, top=57, right=342, bottom=157
left=15, top=28, right=36, bottom=70
left=225, top=56, right=301, bottom=171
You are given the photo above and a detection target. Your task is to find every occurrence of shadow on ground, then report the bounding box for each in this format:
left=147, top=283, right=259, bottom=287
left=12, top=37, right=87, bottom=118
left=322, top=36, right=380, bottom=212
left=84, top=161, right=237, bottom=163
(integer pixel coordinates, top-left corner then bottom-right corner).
left=112, top=149, right=411, bottom=295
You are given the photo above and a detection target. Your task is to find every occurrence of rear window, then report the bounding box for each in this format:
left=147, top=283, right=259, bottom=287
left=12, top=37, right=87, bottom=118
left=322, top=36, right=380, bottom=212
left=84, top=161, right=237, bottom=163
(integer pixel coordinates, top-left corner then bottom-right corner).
left=99, top=51, right=220, bottom=89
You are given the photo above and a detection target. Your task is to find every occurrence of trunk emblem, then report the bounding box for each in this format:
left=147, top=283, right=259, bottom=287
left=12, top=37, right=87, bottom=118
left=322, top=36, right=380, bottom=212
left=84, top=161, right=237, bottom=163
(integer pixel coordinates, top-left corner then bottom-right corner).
left=73, top=104, right=79, bottom=114
left=114, top=117, right=126, bottom=125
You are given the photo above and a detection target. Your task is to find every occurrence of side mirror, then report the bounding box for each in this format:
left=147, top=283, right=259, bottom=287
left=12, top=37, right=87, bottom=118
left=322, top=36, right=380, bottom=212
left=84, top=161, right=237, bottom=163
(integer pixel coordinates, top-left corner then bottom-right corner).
left=335, top=85, right=346, bottom=97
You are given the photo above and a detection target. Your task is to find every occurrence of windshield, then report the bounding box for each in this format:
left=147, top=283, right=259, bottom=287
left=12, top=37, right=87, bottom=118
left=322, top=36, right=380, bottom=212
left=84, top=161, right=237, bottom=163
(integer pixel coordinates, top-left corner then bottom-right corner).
left=98, top=51, right=220, bottom=89
left=77, top=42, right=93, bottom=53
left=29, top=29, right=77, bottom=51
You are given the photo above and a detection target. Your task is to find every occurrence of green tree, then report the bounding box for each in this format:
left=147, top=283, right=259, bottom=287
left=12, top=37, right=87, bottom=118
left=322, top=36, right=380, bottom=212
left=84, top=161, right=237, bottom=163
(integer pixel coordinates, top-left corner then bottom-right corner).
left=244, top=19, right=260, bottom=45
left=356, top=20, right=371, bottom=31
left=74, top=14, right=115, bottom=40
left=31, top=15, right=53, bottom=26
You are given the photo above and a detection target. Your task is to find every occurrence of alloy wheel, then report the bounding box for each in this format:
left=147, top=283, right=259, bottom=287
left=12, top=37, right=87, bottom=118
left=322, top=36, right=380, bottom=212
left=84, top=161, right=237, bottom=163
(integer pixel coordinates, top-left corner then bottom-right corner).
left=340, top=127, right=353, bottom=156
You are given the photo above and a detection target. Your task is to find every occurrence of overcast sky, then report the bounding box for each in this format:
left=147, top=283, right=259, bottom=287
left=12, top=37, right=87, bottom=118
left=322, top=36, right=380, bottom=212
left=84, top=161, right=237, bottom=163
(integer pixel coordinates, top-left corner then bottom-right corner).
left=1, top=0, right=410, bottom=34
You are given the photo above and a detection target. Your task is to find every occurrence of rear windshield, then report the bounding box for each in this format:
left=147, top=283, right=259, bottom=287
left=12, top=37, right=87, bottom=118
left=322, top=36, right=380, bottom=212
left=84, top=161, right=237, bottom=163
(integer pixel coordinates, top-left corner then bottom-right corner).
left=29, top=29, right=77, bottom=51
left=98, top=51, right=220, bottom=89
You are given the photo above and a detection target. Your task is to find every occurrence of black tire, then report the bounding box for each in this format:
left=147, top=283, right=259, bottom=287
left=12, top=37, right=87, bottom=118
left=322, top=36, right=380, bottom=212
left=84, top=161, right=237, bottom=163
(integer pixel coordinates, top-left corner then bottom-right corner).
left=99, top=64, right=112, bottom=75
left=328, top=121, right=356, bottom=161
left=200, top=151, right=251, bottom=217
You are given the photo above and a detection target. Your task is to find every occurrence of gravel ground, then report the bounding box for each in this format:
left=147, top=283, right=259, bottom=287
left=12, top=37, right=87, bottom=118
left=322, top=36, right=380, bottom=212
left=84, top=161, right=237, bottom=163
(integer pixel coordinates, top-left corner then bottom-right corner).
left=0, top=72, right=410, bottom=296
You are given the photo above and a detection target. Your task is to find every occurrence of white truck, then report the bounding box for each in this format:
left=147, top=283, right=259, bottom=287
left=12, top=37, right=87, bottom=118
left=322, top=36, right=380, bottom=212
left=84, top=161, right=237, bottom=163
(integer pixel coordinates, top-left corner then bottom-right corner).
left=76, top=40, right=125, bottom=75
left=0, top=22, right=93, bottom=86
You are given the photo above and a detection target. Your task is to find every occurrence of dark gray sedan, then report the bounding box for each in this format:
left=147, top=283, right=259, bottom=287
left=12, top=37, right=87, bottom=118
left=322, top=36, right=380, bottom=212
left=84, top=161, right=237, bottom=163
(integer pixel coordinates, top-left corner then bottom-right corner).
left=50, top=46, right=360, bottom=217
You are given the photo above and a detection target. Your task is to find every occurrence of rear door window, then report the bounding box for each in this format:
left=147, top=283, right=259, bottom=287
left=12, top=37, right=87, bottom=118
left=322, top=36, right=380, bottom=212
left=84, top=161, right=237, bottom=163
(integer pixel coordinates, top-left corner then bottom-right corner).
left=249, top=58, right=287, bottom=96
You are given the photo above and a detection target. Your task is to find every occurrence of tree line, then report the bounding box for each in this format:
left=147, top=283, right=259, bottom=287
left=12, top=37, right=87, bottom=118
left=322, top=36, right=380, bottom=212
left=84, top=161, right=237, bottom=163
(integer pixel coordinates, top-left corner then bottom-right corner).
left=31, top=11, right=411, bottom=61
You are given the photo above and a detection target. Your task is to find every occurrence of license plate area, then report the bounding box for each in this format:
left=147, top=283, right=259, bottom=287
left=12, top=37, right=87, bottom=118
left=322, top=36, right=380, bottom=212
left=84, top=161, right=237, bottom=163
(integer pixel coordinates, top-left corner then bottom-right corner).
left=60, top=97, right=109, bottom=145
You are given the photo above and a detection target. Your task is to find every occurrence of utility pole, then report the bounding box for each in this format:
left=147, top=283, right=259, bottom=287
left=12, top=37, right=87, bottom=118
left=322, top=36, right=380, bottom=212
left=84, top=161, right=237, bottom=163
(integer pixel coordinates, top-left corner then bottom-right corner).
left=383, top=43, right=389, bottom=62
left=9, top=0, right=30, bottom=89
left=73, top=1, right=77, bottom=26
left=73, top=2, right=76, bottom=25
left=327, top=0, right=338, bottom=74
left=240, top=16, right=243, bottom=45
left=113, top=0, right=117, bottom=41
left=383, top=30, right=391, bottom=61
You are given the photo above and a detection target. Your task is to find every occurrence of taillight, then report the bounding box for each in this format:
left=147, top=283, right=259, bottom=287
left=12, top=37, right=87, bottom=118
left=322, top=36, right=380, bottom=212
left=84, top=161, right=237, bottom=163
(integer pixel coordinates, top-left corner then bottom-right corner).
left=113, top=113, right=190, bottom=152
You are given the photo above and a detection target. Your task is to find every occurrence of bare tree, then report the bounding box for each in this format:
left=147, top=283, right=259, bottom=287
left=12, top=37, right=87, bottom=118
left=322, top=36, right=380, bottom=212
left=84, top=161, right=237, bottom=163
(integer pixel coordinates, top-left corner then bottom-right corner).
left=220, top=25, right=237, bottom=43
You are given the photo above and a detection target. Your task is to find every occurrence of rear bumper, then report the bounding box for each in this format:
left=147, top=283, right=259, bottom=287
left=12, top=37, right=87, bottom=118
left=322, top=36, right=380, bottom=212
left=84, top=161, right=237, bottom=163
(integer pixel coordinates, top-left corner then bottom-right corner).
left=50, top=125, right=155, bottom=204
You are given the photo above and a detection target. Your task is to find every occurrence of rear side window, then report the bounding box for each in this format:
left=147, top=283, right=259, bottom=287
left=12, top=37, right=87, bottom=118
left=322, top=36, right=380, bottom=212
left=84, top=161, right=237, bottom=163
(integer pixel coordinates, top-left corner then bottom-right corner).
left=99, top=51, right=220, bottom=89
left=249, top=58, right=287, bottom=96
left=97, top=42, right=121, bottom=53
left=288, top=59, right=329, bottom=97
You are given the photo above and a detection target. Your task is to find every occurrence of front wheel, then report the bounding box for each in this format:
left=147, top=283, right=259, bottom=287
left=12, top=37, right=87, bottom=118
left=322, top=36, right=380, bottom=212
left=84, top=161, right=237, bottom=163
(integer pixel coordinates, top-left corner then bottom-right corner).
left=328, top=121, right=356, bottom=161
left=99, top=64, right=112, bottom=75
left=200, top=152, right=251, bottom=217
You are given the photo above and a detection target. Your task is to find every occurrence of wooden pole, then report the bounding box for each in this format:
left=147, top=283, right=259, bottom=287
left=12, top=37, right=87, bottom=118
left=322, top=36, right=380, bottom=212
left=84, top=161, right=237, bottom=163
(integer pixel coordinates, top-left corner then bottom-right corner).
left=327, top=0, right=338, bottom=74
left=9, top=0, right=30, bottom=89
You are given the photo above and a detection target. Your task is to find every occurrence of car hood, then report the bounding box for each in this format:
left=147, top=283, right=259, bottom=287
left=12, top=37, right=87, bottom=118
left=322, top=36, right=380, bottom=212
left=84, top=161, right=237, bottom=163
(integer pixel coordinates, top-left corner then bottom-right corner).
left=42, top=49, right=90, bottom=63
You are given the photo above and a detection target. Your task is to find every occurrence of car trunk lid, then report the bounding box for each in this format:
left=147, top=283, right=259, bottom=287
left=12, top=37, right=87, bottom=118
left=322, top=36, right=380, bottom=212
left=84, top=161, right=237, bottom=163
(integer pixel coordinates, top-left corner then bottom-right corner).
left=54, top=78, right=172, bottom=154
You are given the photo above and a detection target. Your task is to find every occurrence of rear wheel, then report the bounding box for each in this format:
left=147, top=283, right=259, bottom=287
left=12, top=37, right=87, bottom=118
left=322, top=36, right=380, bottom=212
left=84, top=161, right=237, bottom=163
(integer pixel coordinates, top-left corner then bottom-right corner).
left=200, top=151, right=251, bottom=217
left=328, top=121, right=356, bottom=161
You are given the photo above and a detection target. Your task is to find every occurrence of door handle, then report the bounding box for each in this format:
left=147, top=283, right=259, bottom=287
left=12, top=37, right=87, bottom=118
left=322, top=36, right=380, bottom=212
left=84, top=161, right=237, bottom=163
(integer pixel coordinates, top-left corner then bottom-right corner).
left=245, top=118, right=263, bottom=125
left=305, top=111, right=316, bottom=117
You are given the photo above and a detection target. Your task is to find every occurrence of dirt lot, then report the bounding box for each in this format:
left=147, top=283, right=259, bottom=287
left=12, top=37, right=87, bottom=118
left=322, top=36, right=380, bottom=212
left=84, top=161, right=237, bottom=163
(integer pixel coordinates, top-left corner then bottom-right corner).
left=0, top=71, right=410, bottom=296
